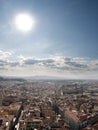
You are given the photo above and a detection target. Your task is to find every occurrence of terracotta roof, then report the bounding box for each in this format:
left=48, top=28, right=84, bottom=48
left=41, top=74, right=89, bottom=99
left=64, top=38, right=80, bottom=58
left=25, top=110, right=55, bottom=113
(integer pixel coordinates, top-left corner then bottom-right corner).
left=65, top=110, right=80, bottom=123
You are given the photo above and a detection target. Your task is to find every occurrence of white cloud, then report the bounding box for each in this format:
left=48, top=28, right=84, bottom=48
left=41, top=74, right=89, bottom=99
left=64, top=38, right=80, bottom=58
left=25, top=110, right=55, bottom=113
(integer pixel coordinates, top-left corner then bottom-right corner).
left=0, top=50, right=12, bottom=60
left=0, top=50, right=98, bottom=79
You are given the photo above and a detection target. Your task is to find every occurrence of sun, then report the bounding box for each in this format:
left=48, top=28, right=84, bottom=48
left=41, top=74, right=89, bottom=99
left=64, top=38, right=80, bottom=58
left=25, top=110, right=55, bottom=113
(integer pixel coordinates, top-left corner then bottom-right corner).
left=14, top=13, right=35, bottom=32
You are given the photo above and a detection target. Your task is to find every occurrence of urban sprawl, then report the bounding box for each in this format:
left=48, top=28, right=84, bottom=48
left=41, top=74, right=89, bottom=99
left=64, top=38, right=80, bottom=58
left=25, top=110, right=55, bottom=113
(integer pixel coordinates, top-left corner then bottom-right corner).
left=0, top=77, right=98, bottom=130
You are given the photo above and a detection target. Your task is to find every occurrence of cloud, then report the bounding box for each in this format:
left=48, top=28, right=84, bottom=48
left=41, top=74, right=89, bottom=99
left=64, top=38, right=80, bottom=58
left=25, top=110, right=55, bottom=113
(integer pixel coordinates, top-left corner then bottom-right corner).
left=65, top=61, right=88, bottom=69
left=0, top=60, right=7, bottom=66
left=23, top=58, right=54, bottom=66
left=0, top=50, right=12, bottom=60
left=10, top=62, right=20, bottom=67
left=0, top=50, right=98, bottom=79
left=24, top=59, right=38, bottom=65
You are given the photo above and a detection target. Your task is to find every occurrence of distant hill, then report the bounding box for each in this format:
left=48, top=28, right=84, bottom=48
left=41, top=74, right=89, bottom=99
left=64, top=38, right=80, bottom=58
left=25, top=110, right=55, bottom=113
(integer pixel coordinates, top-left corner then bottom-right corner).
left=23, top=76, right=65, bottom=80
left=0, top=76, right=26, bottom=82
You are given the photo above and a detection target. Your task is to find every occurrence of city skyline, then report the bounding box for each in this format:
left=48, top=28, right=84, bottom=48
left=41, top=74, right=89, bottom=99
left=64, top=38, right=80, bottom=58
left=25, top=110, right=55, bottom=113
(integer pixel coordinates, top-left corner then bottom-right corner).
left=0, top=0, right=98, bottom=79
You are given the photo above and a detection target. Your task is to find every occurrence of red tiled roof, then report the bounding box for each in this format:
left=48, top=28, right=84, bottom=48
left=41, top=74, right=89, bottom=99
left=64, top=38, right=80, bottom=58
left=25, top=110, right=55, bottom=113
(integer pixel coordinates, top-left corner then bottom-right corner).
left=65, top=110, right=80, bottom=123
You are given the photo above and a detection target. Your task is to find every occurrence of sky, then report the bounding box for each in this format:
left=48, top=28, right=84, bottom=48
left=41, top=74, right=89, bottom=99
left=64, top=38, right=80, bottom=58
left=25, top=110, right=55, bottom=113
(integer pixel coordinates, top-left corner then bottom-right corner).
left=0, top=0, right=98, bottom=79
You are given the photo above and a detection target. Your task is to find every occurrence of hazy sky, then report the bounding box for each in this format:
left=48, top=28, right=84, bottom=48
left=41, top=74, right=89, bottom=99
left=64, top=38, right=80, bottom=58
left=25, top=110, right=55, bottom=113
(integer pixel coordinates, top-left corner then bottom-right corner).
left=0, top=0, right=98, bottom=79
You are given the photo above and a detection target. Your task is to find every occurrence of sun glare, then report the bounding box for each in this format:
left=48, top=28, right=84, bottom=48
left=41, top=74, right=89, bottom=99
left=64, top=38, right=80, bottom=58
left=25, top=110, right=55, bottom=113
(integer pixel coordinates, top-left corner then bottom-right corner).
left=14, top=13, right=35, bottom=32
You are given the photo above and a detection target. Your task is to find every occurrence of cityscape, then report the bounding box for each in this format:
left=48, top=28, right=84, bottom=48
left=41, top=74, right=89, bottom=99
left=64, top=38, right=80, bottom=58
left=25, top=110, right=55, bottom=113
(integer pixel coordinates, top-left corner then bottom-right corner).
left=0, top=0, right=98, bottom=130
left=0, top=77, right=98, bottom=130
